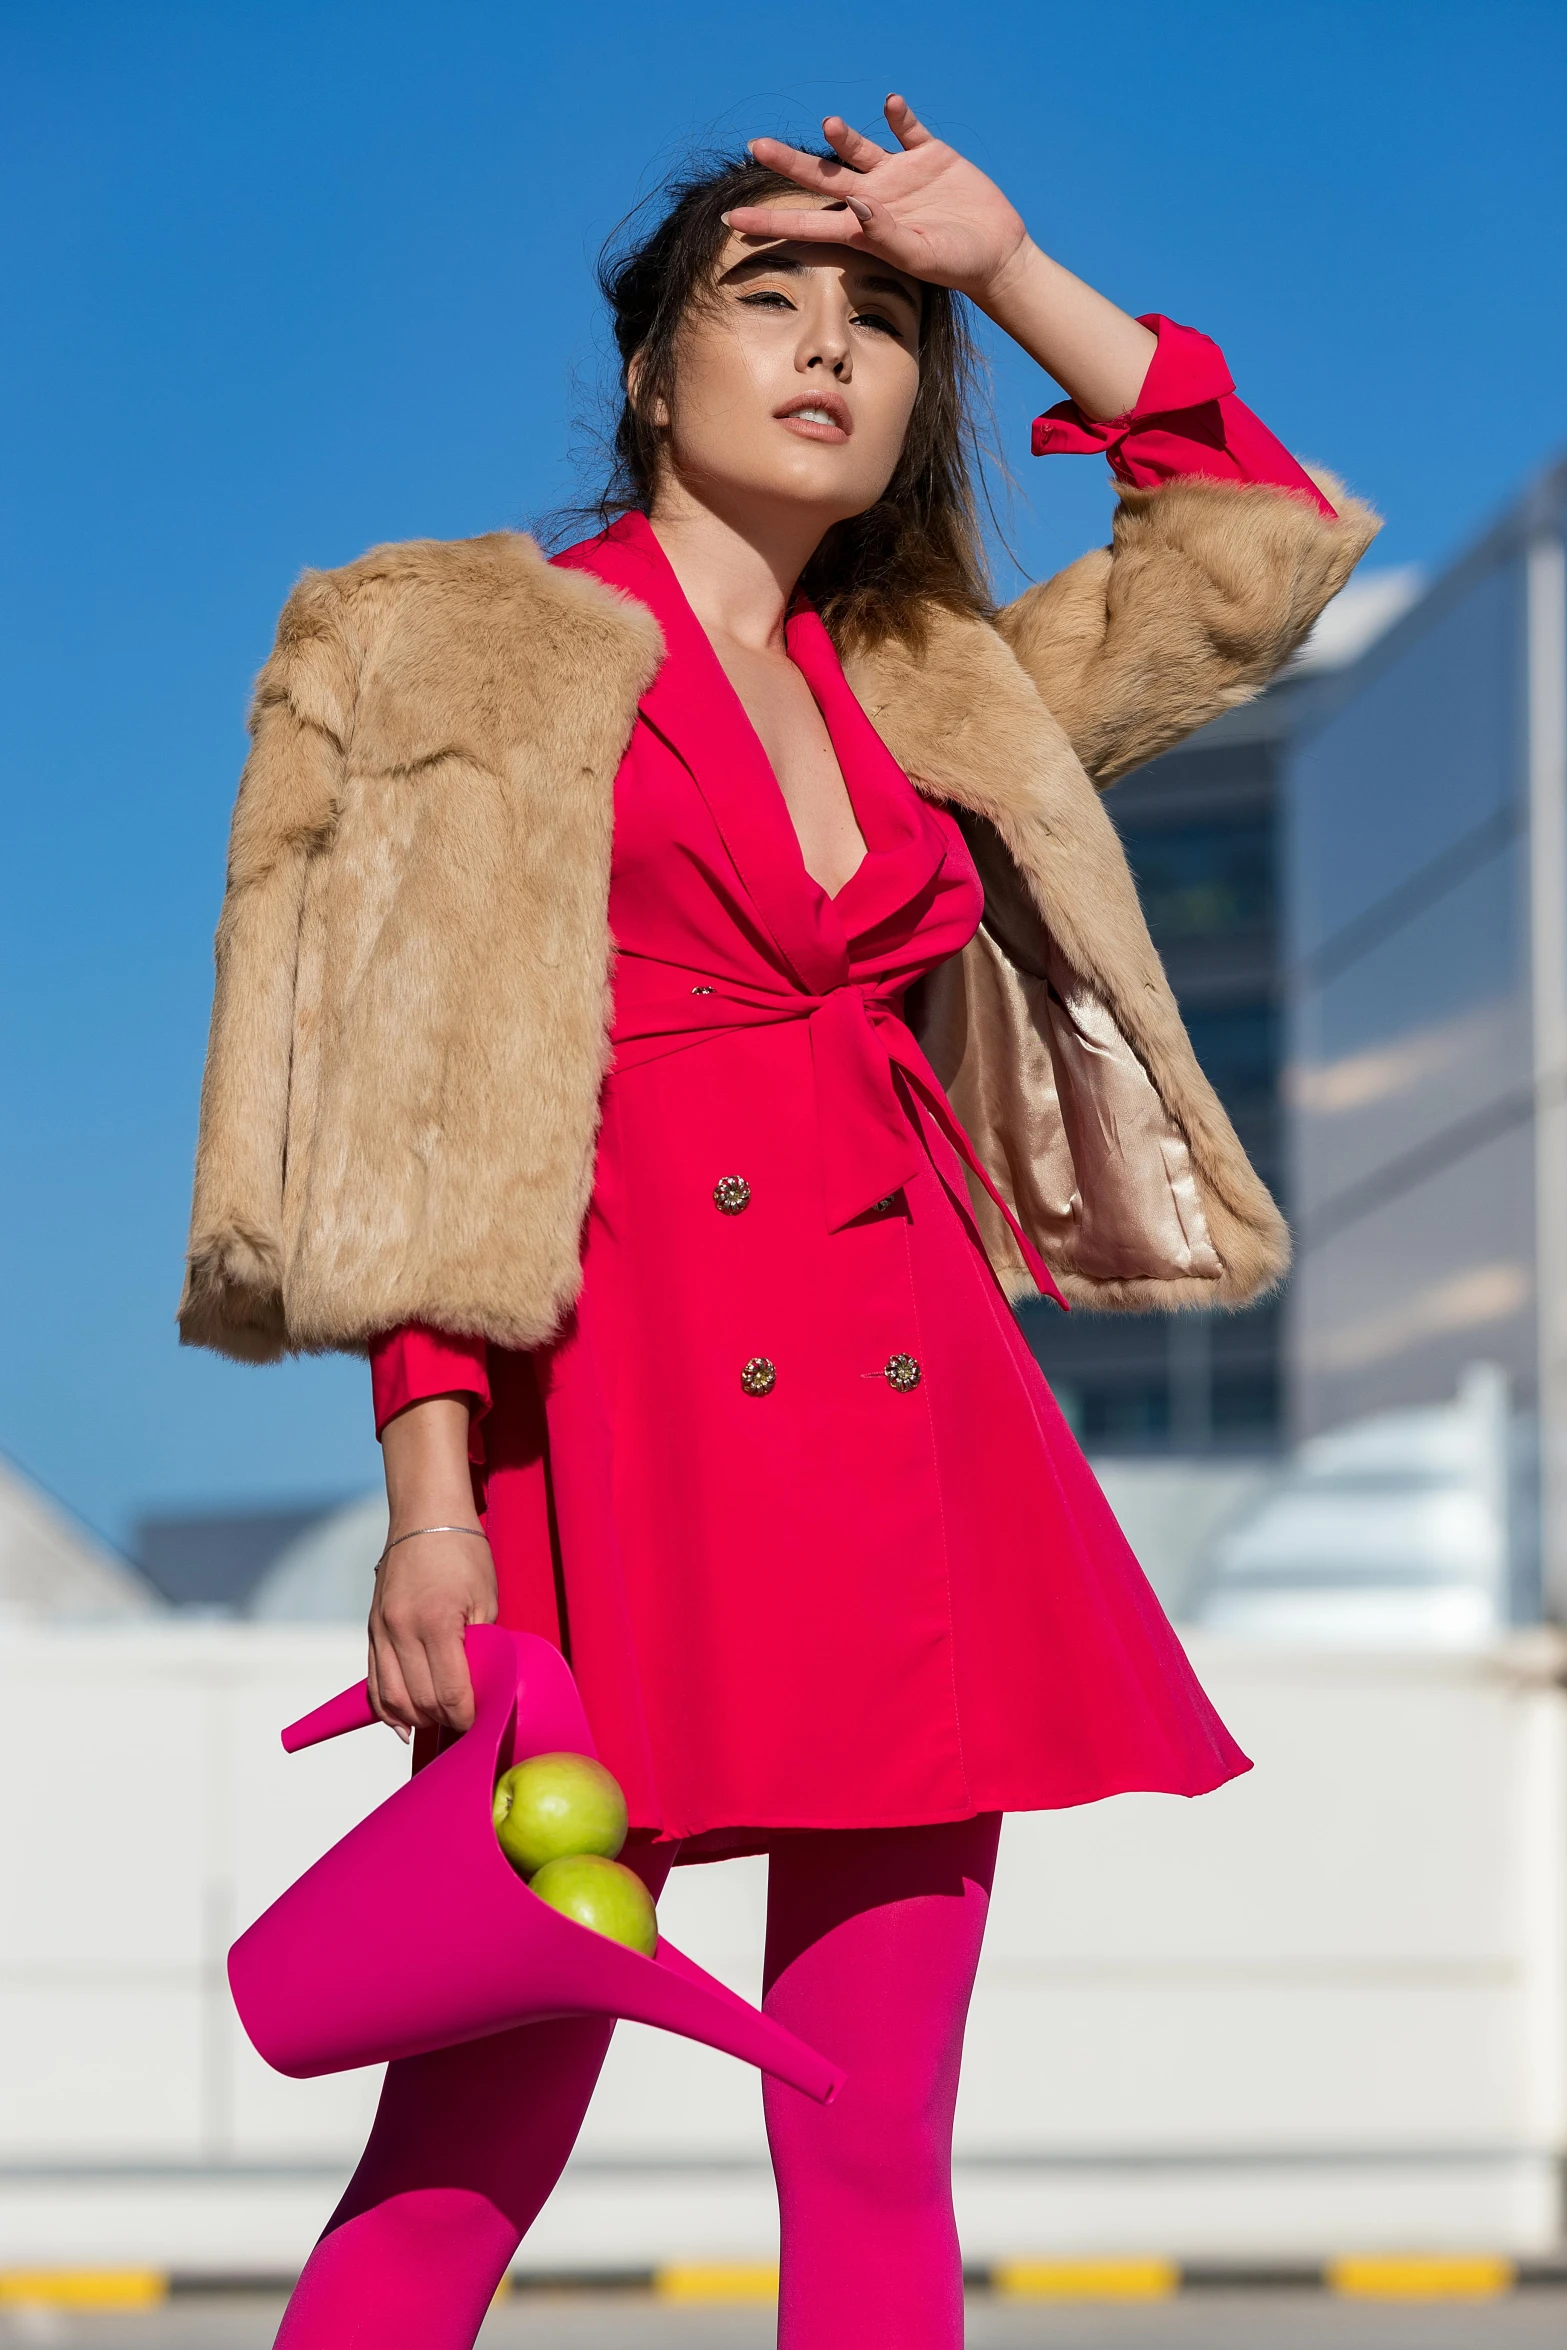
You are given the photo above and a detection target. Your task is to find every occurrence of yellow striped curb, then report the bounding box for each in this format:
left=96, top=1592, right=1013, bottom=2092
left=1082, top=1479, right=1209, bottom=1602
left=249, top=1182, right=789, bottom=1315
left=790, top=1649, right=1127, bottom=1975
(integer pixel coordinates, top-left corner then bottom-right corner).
left=0, top=2255, right=1534, bottom=2307
left=0, top=2271, right=168, bottom=2308
left=994, top=2258, right=1180, bottom=2300
left=656, top=2262, right=780, bottom=2302
left=1328, top=2254, right=1516, bottom=2300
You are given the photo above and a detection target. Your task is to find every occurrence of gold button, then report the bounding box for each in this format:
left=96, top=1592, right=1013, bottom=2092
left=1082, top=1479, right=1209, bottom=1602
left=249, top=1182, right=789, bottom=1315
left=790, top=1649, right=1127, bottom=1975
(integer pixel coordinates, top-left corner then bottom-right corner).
left=713, top=1176, right=752, bottom=1215
left=883, top=1353, right=922, bottom=1392
left=740, top=1356, right=777, bottom=1396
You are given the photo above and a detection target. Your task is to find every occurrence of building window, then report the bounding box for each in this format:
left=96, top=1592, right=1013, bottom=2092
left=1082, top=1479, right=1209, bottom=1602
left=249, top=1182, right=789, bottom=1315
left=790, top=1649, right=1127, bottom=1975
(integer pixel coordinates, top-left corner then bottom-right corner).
left=1074, top=1382, right=1173, bottom=1444
left=1212, top=1370, right=1281, bottom=1434
left=1119, top=814, right=1275, bottom=942
left=1183, top=1000, right=1280, bottom=1118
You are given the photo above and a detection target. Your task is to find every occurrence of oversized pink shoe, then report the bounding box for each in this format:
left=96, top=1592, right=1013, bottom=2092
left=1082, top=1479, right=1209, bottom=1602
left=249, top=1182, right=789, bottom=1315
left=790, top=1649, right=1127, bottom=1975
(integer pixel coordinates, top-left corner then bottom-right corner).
left=229, top=1624, right=841, bottom=2102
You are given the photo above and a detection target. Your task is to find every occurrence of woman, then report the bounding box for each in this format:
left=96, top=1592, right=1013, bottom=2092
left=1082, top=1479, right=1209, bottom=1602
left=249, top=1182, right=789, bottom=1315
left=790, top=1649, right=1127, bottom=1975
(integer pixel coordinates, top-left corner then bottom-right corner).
left=182, top=98, right=1375, bottom=2350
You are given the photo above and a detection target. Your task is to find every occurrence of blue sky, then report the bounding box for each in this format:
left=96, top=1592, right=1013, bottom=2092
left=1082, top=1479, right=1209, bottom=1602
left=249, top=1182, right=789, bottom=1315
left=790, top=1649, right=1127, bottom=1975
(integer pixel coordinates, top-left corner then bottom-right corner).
left=3, top=0, right=1563, bottom=1550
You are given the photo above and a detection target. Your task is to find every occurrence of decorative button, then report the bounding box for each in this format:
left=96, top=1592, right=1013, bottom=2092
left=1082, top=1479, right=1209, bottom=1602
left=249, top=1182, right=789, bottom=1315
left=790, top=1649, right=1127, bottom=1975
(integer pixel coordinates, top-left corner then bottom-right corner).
left=740, top=1356, right=777, bottom=1397
left=883, top=1353, right=922, bottom=1392
left=871, top=1193, right=900, bottom=1214
left=691, top=985, right=715, bottom=995
left=713, top=1176, right=752, bottom=1215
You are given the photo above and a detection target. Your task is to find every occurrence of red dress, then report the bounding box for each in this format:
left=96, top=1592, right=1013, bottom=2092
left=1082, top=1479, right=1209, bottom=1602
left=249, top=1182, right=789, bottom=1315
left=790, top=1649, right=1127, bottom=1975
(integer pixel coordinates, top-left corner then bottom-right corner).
left=373, top=321, right=1320, bottom=1855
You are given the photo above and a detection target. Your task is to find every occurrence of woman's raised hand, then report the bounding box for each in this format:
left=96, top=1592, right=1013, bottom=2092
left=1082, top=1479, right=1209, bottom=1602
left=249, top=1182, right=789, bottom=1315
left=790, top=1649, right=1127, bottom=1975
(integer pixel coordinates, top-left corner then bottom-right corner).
left=735, top=97, right=1157, bottom=421
left=732, top=96, right=1030, bottom=308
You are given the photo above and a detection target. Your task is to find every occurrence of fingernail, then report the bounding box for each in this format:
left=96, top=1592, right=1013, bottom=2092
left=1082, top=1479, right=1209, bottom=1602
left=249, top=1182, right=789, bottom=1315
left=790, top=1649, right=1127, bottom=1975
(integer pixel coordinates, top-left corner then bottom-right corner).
left=846, top=197, right=872, bottom=222
left=394, top=1723, right=411, bottom=1744
left=720, top=211, right=733, bottom=226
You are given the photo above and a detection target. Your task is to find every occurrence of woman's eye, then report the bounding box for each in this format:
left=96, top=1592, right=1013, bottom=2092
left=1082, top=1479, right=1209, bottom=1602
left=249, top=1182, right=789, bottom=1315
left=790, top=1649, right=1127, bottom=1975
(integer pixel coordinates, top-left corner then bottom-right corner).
left=853, top=310, right=902, bottom=337
left=738, top=289, right=795, bottom=311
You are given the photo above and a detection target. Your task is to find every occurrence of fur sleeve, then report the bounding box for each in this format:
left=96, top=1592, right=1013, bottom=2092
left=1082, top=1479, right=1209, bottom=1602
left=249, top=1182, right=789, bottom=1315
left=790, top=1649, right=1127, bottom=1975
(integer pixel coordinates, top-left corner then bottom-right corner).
left=996, top=472, right=1381, bottom=787
left=178, top=572, right=357, bottom=1360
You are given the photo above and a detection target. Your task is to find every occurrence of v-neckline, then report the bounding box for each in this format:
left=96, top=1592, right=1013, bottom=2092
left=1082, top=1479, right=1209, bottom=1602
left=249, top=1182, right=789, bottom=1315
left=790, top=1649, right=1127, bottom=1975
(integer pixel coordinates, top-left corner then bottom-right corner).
left=703, top=620, right=871, bottom=906
left=552, top=512, right=941, bottom=982
left=571, top=515, right=873, bottom=891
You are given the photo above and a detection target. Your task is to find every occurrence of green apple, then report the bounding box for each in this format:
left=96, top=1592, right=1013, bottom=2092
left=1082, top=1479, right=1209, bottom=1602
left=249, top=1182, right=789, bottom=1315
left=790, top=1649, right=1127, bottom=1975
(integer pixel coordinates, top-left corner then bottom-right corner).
left=528, top=1854, right=658, bottom=1954
left=492, top=1751, right=628, bottom=1877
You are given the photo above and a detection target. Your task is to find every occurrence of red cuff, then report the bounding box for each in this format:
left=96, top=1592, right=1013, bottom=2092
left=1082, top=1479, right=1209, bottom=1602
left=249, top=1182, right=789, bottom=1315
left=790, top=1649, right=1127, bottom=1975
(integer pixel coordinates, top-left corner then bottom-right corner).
left=1031, top=314, right=1336, bottom=519
left=370, top=1325, right=491, bottom=1453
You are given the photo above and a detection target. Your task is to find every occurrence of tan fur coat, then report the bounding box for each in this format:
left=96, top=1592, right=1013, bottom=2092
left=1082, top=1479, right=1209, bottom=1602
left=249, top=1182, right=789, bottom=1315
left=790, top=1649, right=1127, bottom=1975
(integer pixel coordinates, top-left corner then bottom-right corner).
left=180, top=476, right=1378, bottom=1362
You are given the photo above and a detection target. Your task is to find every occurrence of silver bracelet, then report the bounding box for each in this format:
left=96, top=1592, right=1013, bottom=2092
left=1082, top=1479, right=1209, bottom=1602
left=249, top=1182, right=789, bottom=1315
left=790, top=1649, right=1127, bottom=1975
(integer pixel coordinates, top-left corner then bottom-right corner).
left=376, top=1524, right=491, bottom=1569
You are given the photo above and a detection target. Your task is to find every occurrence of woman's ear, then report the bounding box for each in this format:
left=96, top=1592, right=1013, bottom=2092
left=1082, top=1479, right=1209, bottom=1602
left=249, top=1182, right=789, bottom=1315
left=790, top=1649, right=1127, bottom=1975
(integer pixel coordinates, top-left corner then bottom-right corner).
left=625, top=350, right=670, bottom=433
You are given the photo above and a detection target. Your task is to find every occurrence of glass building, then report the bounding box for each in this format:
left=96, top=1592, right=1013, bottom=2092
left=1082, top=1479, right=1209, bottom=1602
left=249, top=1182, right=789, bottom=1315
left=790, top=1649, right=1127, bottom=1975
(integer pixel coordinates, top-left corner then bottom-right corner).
left=1284, top=455, right=1567, bottom=1616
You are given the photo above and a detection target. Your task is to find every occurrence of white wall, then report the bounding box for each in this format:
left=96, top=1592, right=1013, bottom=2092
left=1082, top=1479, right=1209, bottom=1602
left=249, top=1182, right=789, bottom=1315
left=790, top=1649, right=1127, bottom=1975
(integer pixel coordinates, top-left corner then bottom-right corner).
left=1, top=1624, right=1563, bottom=2272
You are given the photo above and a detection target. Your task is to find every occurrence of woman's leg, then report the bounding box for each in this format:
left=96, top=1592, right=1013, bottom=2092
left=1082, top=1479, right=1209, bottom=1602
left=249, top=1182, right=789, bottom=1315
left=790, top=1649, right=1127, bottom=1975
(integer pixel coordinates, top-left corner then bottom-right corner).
left=761, top=1814, right=1001, bottom=2350
left=273, top=1845, right=675, bottom=2350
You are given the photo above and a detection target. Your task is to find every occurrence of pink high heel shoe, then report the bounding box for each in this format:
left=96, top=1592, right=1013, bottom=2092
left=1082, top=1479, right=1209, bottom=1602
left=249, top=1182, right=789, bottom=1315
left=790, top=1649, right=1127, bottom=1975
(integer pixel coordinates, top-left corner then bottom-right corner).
left=228, top=1624, right=842, bottom=2102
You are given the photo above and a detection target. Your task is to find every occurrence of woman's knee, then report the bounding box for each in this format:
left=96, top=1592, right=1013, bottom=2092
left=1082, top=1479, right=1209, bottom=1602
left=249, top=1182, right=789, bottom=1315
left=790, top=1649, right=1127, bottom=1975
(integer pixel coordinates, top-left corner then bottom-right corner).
left=764, top=2061, right=953, bottom=2209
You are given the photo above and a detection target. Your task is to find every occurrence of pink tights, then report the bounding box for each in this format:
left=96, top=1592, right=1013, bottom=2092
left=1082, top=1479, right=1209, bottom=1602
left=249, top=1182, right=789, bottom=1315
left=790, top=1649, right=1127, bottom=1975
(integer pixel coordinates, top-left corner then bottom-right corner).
left=274, top=1813, right=999, bottom=2350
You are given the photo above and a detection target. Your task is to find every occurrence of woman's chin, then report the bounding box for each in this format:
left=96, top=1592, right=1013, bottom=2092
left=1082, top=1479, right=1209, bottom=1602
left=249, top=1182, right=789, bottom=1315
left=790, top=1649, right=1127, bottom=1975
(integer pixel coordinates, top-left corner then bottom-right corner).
left=749, top=462, right=890, bottom=523
left=670, top=452, right=890, bottom=537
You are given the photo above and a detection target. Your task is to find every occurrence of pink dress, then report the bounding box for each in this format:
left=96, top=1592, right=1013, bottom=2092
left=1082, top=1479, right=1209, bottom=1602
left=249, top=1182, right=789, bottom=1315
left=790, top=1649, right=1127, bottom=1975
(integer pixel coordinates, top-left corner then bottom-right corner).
left=373, top=320, right=1319, bottom=1857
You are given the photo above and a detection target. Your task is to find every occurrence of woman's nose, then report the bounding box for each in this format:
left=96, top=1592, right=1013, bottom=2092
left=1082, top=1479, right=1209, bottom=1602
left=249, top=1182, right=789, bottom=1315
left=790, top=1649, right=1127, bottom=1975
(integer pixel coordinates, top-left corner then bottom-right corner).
left=798, top=306, right=852, bottom=381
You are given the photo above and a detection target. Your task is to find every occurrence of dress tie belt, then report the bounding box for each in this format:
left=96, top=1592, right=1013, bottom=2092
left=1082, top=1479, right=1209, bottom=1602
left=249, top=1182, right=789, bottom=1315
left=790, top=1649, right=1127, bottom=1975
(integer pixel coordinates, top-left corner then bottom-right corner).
left=610, top=975, right=1066, bottom=1310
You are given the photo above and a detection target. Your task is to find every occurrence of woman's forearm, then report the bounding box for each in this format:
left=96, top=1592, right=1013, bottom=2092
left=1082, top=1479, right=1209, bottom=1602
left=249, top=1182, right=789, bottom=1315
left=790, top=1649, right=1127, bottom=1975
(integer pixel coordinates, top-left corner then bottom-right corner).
left=380, top=1395, right=481, bottom=1532
left=975, top=238, right=1156, bottom=422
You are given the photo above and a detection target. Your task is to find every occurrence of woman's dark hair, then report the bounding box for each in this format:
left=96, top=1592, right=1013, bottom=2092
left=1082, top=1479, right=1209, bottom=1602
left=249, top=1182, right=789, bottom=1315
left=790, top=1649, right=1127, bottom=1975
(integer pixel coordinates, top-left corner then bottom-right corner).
left=589, top=151, right=994, bottom=651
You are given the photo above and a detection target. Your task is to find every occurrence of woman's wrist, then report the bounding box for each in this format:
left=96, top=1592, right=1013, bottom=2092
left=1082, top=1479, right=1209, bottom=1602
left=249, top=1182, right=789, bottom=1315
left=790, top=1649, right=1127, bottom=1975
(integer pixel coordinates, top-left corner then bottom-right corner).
left=969, top=231, right=1044, bottom=327
left=380, top=1393, right=478, bottom=1537
left=384, top=1514, right=487, bottom=1545
left=386, top=1486, right=483, bottom=1538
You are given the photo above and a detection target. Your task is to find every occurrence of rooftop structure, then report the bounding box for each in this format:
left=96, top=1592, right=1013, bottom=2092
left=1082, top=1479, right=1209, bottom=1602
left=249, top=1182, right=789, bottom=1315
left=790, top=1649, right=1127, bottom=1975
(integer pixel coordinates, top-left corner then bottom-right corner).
left=135, top=1501, right=353, bottom=1612
left=0, top=1451, right=160, bottom=1622
left=1283, top=450, right=1567, bottom=1617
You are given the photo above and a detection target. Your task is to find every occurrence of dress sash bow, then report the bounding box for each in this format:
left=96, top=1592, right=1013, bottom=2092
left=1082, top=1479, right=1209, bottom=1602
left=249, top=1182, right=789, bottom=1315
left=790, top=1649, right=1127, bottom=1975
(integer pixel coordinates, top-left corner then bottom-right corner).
left=611, top=971, right=1067, bottom=1311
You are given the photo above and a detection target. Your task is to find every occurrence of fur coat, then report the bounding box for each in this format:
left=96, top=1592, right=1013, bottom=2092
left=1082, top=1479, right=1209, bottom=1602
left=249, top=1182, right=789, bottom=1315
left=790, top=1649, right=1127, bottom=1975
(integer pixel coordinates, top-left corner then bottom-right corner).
left=180, top=475, right=1378, bottom=1363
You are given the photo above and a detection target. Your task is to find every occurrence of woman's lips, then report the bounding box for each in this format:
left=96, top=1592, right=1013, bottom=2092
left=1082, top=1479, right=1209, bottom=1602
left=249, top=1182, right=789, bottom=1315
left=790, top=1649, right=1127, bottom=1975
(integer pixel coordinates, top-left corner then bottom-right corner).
left=775, top=395, right=851, bottom=443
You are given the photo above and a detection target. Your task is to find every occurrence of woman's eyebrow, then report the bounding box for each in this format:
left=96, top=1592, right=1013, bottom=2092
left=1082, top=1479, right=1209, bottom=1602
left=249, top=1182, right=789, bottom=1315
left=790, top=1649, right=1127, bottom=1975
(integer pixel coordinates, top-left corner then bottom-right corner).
left=719, top=250, right=920, bottom=318
left=718, top=251, right=808, bottom=286
left=854, top=271, right=921, bottom=317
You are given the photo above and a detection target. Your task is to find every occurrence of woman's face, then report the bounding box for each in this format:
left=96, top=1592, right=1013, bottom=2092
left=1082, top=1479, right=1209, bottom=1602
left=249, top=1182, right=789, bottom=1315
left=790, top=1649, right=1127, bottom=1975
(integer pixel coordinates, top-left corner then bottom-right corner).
left=648, top=195, right=923, bottom=532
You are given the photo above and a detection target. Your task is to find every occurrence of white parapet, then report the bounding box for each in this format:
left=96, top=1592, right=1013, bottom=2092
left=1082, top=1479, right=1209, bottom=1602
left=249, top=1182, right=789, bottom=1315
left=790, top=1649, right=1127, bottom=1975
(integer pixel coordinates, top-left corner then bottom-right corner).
left=0, top=1623, right=1563, bottom=2271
